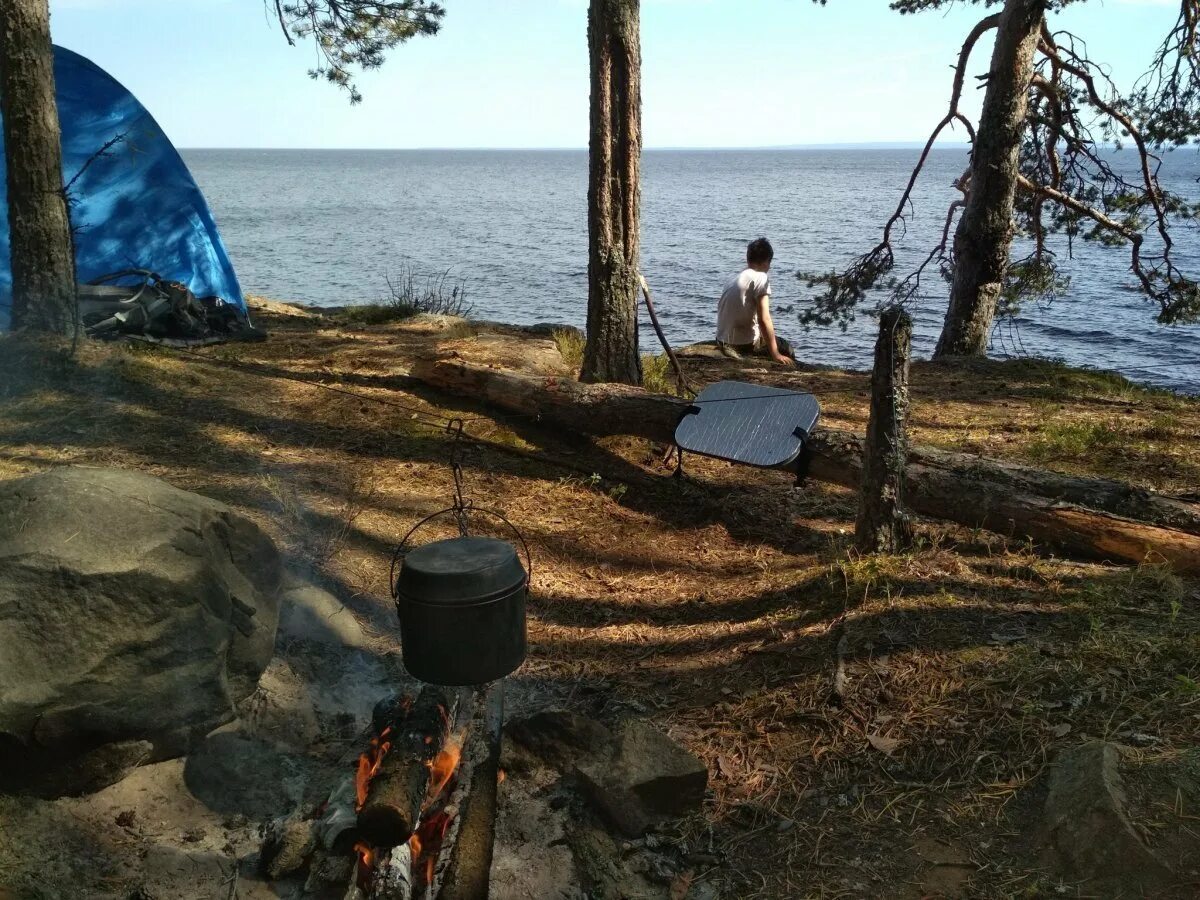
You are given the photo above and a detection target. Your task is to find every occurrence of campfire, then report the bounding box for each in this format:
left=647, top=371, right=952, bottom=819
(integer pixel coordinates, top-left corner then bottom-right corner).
left=261, top=513, right=526, bottom=897
left=262, top=682, right=504, bottom=900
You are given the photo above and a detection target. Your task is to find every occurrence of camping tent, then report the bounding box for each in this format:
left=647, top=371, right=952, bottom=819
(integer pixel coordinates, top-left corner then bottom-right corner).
left=0, top=46, right=244, bottom=329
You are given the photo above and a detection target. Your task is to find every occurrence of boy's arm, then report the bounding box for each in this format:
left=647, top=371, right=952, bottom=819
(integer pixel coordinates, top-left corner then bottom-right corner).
left=757, top=295, right=795, bottom=366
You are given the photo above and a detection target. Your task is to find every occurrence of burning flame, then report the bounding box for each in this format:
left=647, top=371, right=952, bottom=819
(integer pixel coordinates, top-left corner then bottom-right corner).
left=354, top=841, right=376, bottom=886
left=355, top=726, right=393, bottom=810
left=425, top=731, right=464, bottom=805
left=415, top=810, right=455, bottom=886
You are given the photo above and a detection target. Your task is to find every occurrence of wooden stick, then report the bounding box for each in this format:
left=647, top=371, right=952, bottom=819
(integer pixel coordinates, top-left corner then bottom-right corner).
left=638, top=274, right=692, bottom=397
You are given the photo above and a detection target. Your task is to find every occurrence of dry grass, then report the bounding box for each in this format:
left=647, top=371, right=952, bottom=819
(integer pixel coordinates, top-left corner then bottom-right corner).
left=553, top=327, right=586, bottom=375
left=1, top=306, right=1197, bottom=897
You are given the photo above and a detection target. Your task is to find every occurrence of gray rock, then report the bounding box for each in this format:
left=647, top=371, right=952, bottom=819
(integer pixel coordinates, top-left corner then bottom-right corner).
left=576, top=721, right=708, bottom=837
left=1042, top=741, right=1172, bottom=892
left=0, top=467, right=282, bottom=796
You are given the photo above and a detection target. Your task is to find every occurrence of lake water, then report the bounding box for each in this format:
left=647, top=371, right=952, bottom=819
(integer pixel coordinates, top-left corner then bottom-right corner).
left=184, top=149, right=1199, bottom=394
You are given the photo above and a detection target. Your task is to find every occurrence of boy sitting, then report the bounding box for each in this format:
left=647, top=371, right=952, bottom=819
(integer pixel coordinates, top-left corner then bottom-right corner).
left=715, top=237, right=795, bottom=366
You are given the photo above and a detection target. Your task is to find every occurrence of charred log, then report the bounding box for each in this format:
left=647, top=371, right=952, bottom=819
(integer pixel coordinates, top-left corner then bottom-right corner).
left=357, top=685, right=459, bottom=849
left=409, top=353, right=1200, bottom=573
left=436, top=683, right=504, bottom=900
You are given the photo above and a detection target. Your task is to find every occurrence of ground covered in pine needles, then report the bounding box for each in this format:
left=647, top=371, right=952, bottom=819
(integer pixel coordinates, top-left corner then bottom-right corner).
left=1, top=299, right=1198, bottom=898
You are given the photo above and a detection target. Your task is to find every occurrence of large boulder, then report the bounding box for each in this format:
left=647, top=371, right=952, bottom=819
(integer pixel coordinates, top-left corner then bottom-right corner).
left=0, top=467, right=282, bottom=796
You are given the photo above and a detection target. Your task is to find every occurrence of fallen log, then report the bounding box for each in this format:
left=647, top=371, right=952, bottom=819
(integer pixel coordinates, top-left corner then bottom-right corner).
left=410, top=353, right=1200, bottom=573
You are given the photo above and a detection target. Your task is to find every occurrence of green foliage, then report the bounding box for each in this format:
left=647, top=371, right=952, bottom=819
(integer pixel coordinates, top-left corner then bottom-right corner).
left=996, top=257, right=1071, bottom=319
left=640, top=352, right=681, bottom=395
left=271, top=0, right=445, bottom=103
left=1027, top=420, right=1124, bottom=462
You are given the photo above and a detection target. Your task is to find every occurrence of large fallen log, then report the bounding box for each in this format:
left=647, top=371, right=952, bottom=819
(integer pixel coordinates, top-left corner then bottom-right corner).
left=410, top=353, right=1200, bottom=573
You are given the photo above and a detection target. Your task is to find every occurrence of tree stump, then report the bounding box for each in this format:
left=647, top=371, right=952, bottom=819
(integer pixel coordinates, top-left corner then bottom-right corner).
left=857, top=306, right=914, bottom=553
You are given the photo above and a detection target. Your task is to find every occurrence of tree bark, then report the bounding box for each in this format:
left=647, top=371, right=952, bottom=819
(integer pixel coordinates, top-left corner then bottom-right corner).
left=934, top=0, right=1045, bottom=359
left=0, top=0, right=76, bottom=333
left=409, top=353, right=1200, bottom=574
left=857, top=307, right=914, bottom=553
left=581, top=0, right=642, bottom=385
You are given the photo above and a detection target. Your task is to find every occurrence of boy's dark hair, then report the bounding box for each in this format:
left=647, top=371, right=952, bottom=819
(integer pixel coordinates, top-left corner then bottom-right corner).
left=747, top=237, right=774, bottom=266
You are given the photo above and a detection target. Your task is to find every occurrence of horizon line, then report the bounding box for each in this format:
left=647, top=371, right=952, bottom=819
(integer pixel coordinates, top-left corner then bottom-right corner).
left=177, top=141, right=977, bottom=152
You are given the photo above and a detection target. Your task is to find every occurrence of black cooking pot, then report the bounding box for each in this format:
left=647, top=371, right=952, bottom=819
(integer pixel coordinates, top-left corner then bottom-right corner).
left=394, top=535, right=528, bottom=686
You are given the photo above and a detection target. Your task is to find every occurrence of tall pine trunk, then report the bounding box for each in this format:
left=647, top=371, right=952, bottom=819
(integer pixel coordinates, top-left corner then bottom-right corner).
left=934, top=0, right=1044, bottom=359
left=581, top=0, right=642, bottom=385
left=0, top=0, right=76, bottom=334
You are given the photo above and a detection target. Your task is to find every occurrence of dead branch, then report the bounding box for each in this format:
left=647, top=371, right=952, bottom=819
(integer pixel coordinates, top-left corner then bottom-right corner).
left=798, top=12, right=1000, bottom=326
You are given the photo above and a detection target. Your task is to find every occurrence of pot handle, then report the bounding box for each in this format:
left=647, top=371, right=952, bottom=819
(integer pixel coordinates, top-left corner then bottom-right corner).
left=389, top=505, right=533, bottom=604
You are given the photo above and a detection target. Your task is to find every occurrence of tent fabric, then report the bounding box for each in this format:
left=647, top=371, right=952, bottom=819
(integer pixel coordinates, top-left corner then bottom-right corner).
left=0, top=45, right=244, bottom=327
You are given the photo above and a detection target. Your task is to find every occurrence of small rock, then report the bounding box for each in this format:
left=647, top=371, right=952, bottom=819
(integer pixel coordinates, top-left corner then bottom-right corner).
left=115, top=809, right=137, bottom=829
left=1041, top=741, right=1173, bottom=892
left=259, top=814, right=317, bottom=880
left=576, top=721, right=708, bottom=837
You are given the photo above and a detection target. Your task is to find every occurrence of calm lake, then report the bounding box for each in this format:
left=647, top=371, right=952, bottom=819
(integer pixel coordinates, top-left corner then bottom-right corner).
left=184, top=148, right=1200, bottom=394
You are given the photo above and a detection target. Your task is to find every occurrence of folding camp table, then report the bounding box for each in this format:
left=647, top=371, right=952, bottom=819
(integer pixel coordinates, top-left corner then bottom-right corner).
left=673, top=380, right=821, bottom=480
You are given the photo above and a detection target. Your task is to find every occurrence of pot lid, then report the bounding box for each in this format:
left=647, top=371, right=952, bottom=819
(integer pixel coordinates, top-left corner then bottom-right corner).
left=397, top=536, right=526, bottom=606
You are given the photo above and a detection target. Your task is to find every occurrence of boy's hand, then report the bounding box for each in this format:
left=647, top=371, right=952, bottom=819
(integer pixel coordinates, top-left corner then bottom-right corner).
left=773, top=352, right=795, bottom=367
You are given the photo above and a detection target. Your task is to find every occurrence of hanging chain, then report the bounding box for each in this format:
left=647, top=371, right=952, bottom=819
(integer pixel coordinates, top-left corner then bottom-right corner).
left=446, top=418, right=472, bottom=537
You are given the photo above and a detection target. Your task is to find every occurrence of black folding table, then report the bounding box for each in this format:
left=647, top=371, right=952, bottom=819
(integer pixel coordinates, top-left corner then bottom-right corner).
left=673, top=380, right=821, bottom=477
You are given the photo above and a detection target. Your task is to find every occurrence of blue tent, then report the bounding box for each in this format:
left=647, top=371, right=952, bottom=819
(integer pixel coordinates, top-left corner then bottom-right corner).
left=0, top=46, right=244, bottom=327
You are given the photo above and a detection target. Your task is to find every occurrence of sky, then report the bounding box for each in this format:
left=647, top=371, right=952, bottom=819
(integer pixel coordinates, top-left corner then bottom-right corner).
left=47, top=0, right=1185, bottom=149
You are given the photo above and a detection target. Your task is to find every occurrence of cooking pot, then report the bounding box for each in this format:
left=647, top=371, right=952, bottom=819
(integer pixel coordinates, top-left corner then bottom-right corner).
left=394, top=535, right=527, bottom=686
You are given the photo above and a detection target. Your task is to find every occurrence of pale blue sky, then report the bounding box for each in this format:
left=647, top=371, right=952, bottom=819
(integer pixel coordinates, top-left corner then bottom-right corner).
left=48, top=0, right=1179, bottom=149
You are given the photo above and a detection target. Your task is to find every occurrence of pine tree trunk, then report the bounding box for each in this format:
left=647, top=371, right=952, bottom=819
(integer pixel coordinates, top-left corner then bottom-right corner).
left=0, top=0, right=75, bottom=334
left=934, top=0, right=1044, bottom=359
left=581, top=0, right=642, bottom=385
left=856, top=306, right=914, bottom=553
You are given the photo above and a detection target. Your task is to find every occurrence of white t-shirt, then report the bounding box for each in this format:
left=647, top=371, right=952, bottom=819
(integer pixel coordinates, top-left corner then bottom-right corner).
left=716, top=268, right=771, bottom=345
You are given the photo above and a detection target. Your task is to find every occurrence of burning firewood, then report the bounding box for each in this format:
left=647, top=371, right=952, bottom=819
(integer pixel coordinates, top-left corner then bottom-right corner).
left=357, top=685, right=462, bottom=849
